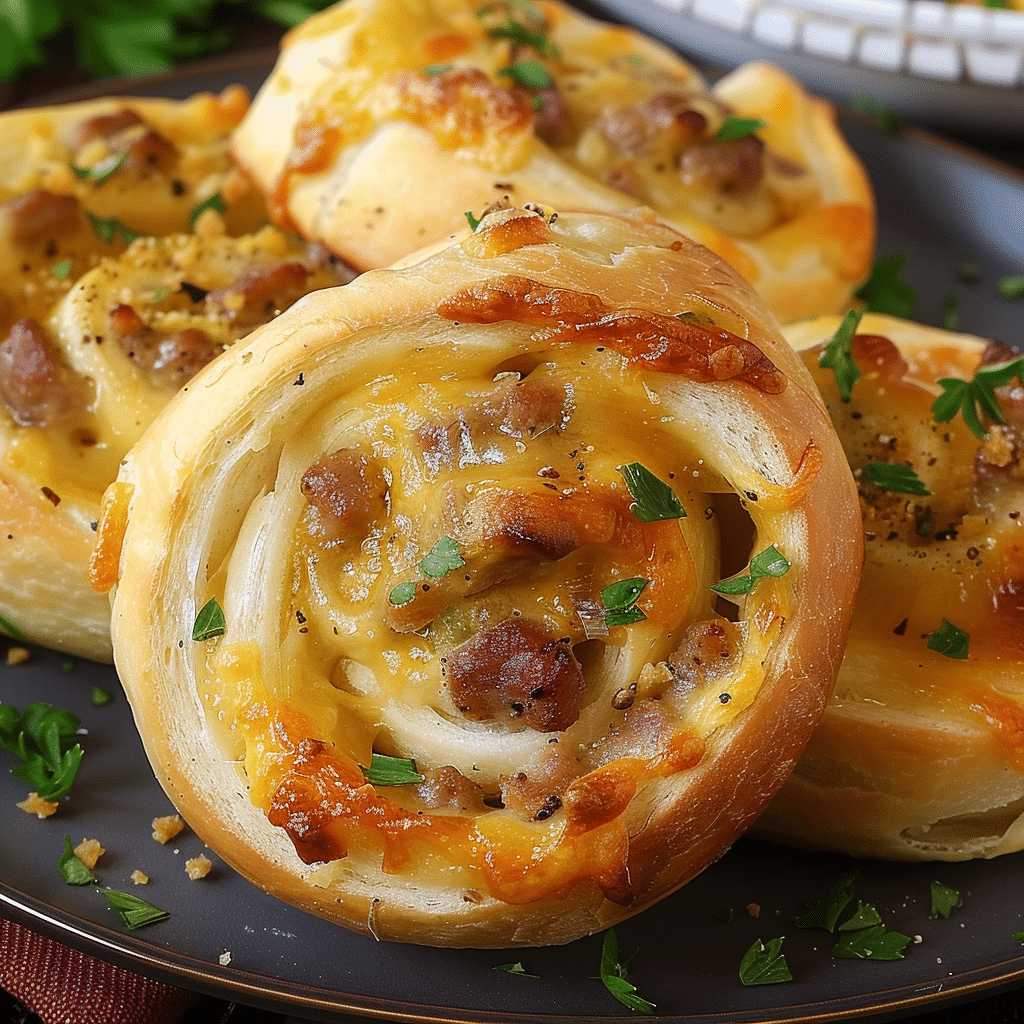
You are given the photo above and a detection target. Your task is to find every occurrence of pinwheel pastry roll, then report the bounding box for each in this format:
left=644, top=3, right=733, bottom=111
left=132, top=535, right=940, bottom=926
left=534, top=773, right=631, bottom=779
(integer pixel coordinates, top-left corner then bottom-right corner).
left=1, top=213, right=350, bottom=660
left=231, top=0, right=874, bottom=323
left=97, top=206, right=861, bottom=946
left=757, top=313, right=1024, bottom=861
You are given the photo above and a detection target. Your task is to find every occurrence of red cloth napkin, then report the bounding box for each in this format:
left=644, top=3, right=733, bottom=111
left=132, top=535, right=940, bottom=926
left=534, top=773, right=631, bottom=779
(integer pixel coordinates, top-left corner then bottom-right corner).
left=0, top=917, right=198, bottom=1024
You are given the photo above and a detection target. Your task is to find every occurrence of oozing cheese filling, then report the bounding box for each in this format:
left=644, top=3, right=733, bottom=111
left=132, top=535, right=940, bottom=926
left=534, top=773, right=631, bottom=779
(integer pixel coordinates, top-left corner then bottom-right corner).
left=195, top=320, right=790, bottom=904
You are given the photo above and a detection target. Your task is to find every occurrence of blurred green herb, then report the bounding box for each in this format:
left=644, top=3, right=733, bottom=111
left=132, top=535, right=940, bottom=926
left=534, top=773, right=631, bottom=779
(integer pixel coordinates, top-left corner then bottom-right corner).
left=1, top=0, right=337, bottom=82
left=0, top=702, right=83, bottom=800
left=715, top=116, right=766, bottom=142
left=853, top=94, right=900, bottom=134
left=856, top=254, right=917, bottom=319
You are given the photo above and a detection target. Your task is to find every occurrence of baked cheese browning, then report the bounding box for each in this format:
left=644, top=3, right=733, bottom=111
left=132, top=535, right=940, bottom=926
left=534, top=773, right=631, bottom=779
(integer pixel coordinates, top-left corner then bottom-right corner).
left=761, top=313, right=1024, bottom=861
left=232, top=0, right=875, bottom=321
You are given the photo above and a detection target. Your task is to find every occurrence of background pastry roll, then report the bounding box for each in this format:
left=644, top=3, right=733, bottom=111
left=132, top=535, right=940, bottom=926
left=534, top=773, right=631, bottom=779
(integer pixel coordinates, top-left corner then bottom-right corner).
left=232, top=0, right=875, bottom=324
left=0, top=89, right=354, bottom=658
left=96, top=206, right=862, bottom=947
left=758, top=312, right=1024, bottom=861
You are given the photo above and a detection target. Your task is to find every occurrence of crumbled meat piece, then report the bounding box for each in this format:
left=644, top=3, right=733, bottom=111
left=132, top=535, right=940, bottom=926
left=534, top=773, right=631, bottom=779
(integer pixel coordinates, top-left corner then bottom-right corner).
left=185, top=854, right=213, bottom=880
left=416, top=765, right=489, bottom=813
left=301, top=448, right=388, bottom=543
left=600, top=93, right=708, bottom=155
left=448, top=618, right=586, bottom=732
left=533, top=88, right=573, bottom=147
left=17, top=792, right=58, bottom=817
left=151, top=813, right=184, bottom=844
left=4, top=190, right=80, bottom=245
left=69, top=109, right=146, bottom=148
left=0, top=318, right=88, bottom=427
left=70, top=109, right=177, bottom=173
left=680, top=135, right=765, bottom=192
left=74, top=838, right=105, bottom=869
left=206, top=261, right=311, bottom=329
left=109, top=304, right=222, bottom=383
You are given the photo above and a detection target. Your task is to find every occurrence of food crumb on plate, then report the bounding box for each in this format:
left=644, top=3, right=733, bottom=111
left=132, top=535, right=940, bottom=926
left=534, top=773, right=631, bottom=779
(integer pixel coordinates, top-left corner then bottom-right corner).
left=6, top=647, right=30, bottom=666
left=746, top=903, right=761, bottom=918
left=74, top=838, right=104, bottom=869
left=17, top=792, right=58, bottom=817
left=130, top=869, right=149, bottom=885
left=185, top=854, right=212, bottom=880
left=151, top=813, right=184, bottom=844
left=219, top=951, right=232, bottom=966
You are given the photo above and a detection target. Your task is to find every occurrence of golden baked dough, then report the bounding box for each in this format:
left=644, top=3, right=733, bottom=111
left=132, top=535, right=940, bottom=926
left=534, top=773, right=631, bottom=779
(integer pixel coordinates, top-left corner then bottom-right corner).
left=0, top=91, right=353, bottom=658
left=99, top=207, right=861, bottom=946
left=758, top=312, right=1024, bottom=860
left=231, top=0, right=874, bottom=323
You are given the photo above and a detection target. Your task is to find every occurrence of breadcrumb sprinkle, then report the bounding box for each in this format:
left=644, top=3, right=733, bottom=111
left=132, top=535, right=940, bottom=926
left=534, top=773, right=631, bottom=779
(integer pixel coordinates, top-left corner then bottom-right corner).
left=17, top=792, right=58, bottom=817
left=74, top=838, right=105, bottom=869
left=130, top=869, right=149, bottom=885
left=185, top=854, right=212, bottom=880
left=151, top=813, right=184, bottom=844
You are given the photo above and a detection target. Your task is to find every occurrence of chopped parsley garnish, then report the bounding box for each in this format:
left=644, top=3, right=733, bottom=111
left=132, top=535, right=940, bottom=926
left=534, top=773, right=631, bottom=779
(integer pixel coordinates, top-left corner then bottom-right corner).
left=100, top=888, right=170, bottom=930
left=497, top=58, right=553, bottom=90
left=465, top=210, right=482, bottom=231
left=91, top=686, right=112, bottom=707
left=87, top=212, right=142, bottom=245
left=998, top=275, right=1024, bottom=300
left=932, top=355, right=1024, bottom=439
left=599, top=928, right=655, bottom=1015
left=487, top=18, right=557, bottom=55
left=188, top=191, right=226, bottom=230
left=0, top=702, right=84, bottom=800
left=51, top=257, right=74, bottom=279
left=62, top=659, right=76, bottom=673
left=832, top=924, right=911, bottom=961
left=837, top=902, right=883, bottom=932
left=856, top=253, right=917, bottom=319
left=861, top=462, right=931, bottom=497
left=601, top=578, right=648, bottom=627
left=423, top=62, right=453, bottom=75
left=796, top=872, right=857, bottom=932
left=818, top=308, right=862, bottom=402
left=360, top=752, right=424, bottom=786
left=985, top=0, right=1009, bottom=9
left=714, top=116, right=766, bottom=142
left=617, top=463, right=686, bottom=521
left=59, top=835, right=98, bottom=885
left=853, top=94, right=900, bottom=134
left=0, top=611, right=27, bottom=640
left=70, top=150, right=128, bottom=185
left=711, top=544, right=790, bottom=596
left=419, top=536, right=466, bottom=578
left=388, top=581, right=417, bottom=606
left=926, top=619, right=970, bottom=660
left=494, top=961, right=539, bottom=977
left=929, top=880, right=962, bottom=919
left=192, top=597, right=226, bottom=642
left=739, top=937, right=792, bottom=986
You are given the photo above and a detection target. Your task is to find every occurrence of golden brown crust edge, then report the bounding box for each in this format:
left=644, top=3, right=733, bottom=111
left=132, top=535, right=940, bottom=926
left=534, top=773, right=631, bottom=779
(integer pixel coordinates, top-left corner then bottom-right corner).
left=105, top=208, right=861, bottom=945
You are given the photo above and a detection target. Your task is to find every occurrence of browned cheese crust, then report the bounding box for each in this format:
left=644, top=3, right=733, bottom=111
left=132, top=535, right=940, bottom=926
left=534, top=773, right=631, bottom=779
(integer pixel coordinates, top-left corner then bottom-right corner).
left=98, top=207, right=862, bottom=946
left=759, top=313, right=1024, bottom=861
left=231, top=0, right=875, bottom=324
left=0, top=89, right=353, bottom=659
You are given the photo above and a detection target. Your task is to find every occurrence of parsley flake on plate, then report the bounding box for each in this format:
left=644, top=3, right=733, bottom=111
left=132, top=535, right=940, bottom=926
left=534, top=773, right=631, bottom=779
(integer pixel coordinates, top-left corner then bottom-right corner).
left=998, top=275, right=1024, bottom=299
left=795, top=872, right=857, bottom=932
left=929, top=880, right=962, bottom=919
left=739, top=937, right=792, bottom=986
left=818, top=308, right=862, bottom=403
left=100, top=887, right=170, bottom=930
left=832, top=924, right=912, bottom=961
left=58, top=835, right=98, bottom=885
left=494, top=961, right=539, bottom=978
left=599, top=928, right=655, bottom=1014
left=0, top=702, right=84, bottom=800
left=497, top=58, right=553, bottom=90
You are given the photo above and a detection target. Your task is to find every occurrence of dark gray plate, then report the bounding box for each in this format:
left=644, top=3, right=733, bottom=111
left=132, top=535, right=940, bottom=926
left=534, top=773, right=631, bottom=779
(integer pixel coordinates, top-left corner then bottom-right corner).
left=2, top=53, right=1024, bottom=1024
